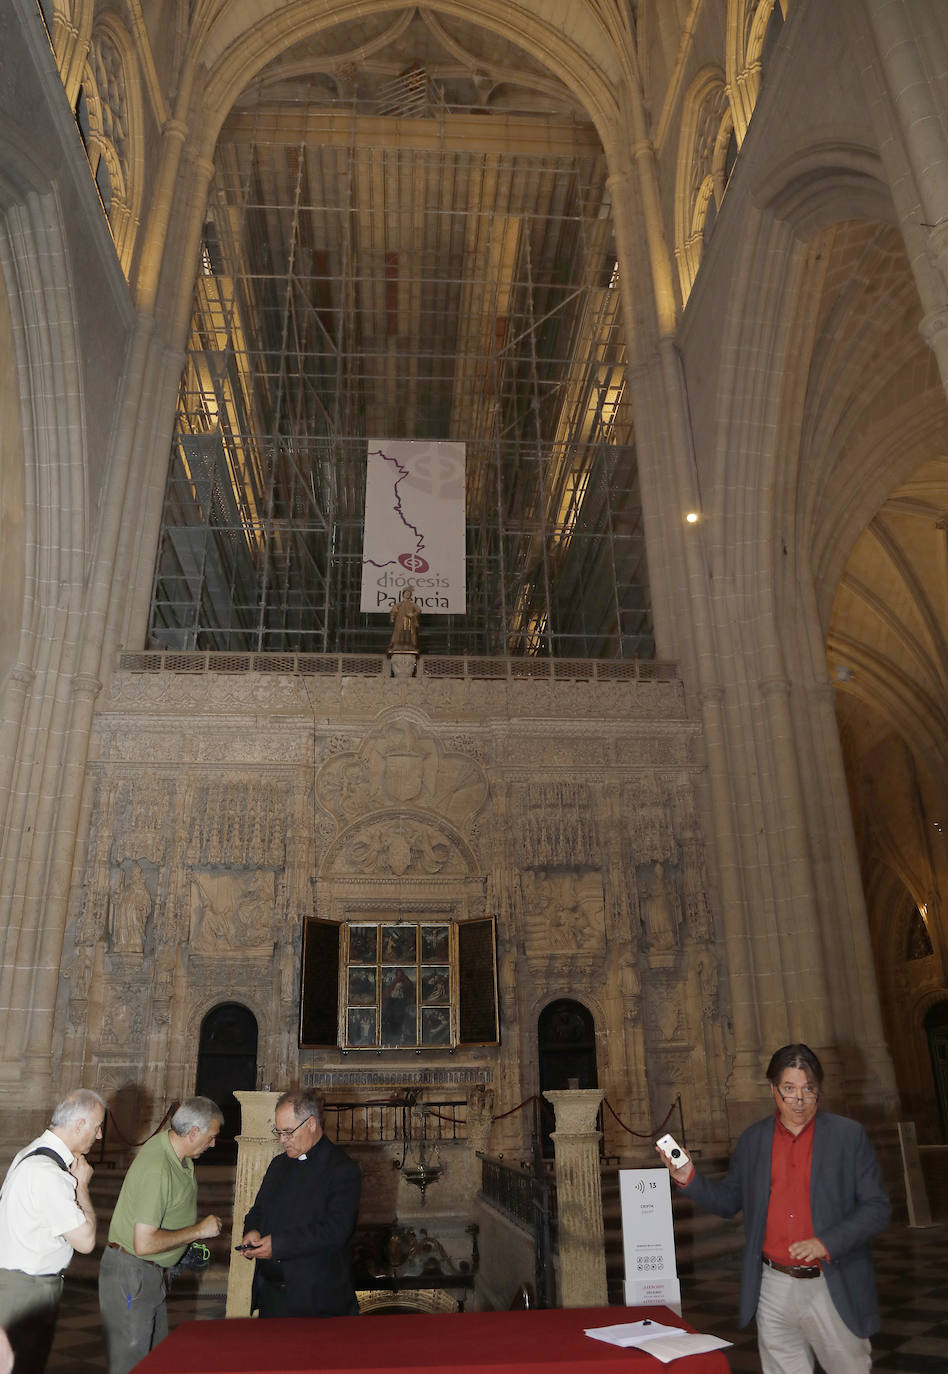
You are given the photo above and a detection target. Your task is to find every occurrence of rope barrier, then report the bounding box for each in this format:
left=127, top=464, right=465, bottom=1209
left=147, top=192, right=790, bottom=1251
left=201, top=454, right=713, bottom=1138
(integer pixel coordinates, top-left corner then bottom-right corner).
left=490, top=1094, right=541, bottom=1121
left=105, top=1100, right=178, bottom=1149
left=602, top=1096, right=677, bottom=1139
left=487, top=1092, right=679, bottom=1139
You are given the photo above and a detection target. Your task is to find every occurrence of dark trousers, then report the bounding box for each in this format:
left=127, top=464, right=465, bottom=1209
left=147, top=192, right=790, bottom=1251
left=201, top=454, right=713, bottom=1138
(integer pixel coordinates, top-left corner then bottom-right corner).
left=98, top=1243, right=169, bottom=1374
left=254, top=1266, right=360, bottom=1319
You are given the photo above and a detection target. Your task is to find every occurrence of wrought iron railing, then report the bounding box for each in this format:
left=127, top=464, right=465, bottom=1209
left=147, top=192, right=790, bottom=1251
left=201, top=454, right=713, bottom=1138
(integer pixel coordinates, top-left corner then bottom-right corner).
left=326, top=1097, right=467, bottom=1146
left=478, top=1152, right=557, bottom=1308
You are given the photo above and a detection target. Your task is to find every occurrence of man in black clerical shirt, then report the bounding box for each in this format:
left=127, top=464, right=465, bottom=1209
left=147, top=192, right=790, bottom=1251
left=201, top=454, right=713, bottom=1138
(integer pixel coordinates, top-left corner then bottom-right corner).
left=238, top=1090, right=361, bottom=1318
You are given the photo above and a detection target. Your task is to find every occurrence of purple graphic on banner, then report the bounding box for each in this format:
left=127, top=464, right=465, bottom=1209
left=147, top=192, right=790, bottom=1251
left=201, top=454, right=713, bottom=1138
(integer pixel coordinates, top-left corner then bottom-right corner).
left=363, top=447, right=425, bottom=570
left=361, top=439, right=466, bottom=615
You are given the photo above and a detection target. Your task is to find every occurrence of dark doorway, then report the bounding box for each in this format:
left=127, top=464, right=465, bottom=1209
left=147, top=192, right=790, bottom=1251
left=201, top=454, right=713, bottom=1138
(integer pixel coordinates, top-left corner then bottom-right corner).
left=537, top=999, right=598, bottom=1157
left=195, top=1002, right=258, bottom=1163
left=925, top=1000, right=948, bottom=1142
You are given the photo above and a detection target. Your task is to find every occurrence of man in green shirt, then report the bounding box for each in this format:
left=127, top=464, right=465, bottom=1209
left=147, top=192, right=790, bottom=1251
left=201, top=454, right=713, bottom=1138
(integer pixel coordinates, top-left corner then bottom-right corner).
left=98, top=1097, right=223, bottom=1374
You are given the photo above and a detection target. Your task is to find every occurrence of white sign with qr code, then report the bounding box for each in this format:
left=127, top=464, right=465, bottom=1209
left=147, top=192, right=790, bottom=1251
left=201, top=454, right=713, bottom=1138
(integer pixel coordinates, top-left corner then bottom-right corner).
left=619, top=1168, right=681, bottom=1312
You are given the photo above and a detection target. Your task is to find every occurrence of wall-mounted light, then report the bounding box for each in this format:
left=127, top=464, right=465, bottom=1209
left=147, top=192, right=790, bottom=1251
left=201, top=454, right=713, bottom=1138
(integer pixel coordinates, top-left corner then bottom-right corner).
left=685, top=511, right=699, bottom=524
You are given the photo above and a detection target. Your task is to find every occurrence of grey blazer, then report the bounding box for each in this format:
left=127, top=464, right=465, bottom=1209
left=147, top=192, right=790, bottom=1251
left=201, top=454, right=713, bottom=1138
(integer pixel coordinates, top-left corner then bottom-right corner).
left=682, top=1111, right=890, bottom=1335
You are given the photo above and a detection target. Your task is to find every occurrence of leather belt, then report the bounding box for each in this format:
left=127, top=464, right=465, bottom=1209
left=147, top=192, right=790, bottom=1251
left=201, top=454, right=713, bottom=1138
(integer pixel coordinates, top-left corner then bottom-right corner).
left=762, top=1254, right=821, bottom=1279
left=107, top=1241, right=163, bottom=1272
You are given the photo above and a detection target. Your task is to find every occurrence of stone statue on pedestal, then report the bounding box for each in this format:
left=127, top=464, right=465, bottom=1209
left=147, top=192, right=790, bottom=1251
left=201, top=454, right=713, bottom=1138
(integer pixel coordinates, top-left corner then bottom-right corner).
left=388, top=586, right=421, bottom=652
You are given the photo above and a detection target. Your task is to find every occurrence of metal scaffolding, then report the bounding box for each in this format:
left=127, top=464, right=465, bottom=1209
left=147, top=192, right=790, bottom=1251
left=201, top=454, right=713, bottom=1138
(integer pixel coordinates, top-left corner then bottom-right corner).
left=149, top=96, right=653, bottom=658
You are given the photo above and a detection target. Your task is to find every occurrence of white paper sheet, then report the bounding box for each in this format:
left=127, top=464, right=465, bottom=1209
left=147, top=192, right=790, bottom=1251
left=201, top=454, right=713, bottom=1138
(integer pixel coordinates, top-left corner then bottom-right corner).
left=584, top=1319, right=732, bottom=1364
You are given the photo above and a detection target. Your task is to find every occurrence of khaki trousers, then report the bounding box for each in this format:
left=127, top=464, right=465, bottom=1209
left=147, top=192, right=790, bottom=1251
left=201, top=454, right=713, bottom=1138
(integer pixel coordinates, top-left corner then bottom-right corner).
left=756, top=1263, right=872, bottom=1374
left=0, top=1266, right=63, bottom=1374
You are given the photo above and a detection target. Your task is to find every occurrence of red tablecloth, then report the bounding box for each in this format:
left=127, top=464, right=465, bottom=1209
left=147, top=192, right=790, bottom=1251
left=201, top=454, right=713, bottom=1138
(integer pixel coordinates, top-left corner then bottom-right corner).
left=133, top=1306, right=731, bottom=1373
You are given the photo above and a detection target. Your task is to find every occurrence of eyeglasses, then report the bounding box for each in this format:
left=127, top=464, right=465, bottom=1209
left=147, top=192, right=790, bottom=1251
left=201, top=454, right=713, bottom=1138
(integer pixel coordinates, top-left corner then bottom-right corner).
left=777, top=1086, right=819, bottom=1101
left=272, top=1114, right=312, bottom=1140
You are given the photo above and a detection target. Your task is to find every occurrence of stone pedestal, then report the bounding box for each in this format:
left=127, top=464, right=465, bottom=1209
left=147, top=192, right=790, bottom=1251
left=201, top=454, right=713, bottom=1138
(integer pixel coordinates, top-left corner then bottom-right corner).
left=225, top=1091, right=280, bottom=1317
left=543, top=1088, right=607, bottom=1308
left=388, top=652, right=418, bottom=677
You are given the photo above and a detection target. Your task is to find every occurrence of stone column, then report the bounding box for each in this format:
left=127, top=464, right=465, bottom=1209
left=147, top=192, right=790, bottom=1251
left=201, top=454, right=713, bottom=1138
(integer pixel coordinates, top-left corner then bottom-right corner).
left=464, top=1084, right=494, bottom=1196
left=543, top=1089, right=607, bottom=1309
left=225, top=1091, right=280, bottom=1318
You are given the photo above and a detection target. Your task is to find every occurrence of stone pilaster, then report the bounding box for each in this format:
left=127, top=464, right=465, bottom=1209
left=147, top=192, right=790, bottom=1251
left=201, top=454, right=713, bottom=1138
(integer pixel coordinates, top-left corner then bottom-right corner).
left=543, top=1088, right=607, bottom=1308
left=226, top=1091, right=280, bottom=1317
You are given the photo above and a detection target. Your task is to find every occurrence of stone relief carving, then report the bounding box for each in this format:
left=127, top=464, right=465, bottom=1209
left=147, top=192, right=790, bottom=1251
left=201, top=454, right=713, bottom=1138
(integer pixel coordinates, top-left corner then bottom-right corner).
left=325, top=816, right=469, bottom=877
left=626, top=780, right=677, bottom=863
left=503, top=738, right=610, bottom=767
left=521, top=867, right=605, bottom=952
left=102, top=1000, right=143, bottom=1048
left=514, top=782, right=601, bottom=867
left=652, top=997, right=683, bottom=1045
left=316, top=720, right=487, bottom=828
left=188, top=870, right=277, bottom=953
left=78, top=669, right=728, bottom=1146
left=186, top=781, right=287, bottom=867
left=698, top=959, right=721, bottom=1021
left=440, top=733, right=487, bottom=763
left=686, top=890, right=715, bottom=943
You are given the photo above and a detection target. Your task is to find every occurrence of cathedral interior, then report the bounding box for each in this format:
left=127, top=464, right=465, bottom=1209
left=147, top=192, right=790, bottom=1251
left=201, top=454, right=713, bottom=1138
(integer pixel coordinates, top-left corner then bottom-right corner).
left=1, top=0, right=947, bottom=1314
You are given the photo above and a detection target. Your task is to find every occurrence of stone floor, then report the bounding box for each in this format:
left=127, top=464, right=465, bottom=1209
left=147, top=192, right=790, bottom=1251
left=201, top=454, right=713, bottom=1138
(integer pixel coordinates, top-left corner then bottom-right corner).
left=43, top=1219, right=948, bottom=1373
left=677, top=1221, right=948, bottom=1373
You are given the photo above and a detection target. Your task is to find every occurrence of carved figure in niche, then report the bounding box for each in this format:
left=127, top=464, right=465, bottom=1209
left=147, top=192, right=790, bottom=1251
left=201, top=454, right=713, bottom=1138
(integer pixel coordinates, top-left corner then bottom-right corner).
left=641, top=861, right=678, bottom=951
left=239, top=871, right=275, bottom=942
left=687, top=890, right=715, bottom=943
left=109, top=861, right=151, bottom=952
left=388, top=586, right=421, bottom=651
left=522, top=868, right=603, bottom=951
left=698, top=959, right=720, bottom=1020
left=620, top=958, right=641, bottom=1001
left=467, top=1083, right=495, bottom=1135
left=190, top=875, right=234, bottom=949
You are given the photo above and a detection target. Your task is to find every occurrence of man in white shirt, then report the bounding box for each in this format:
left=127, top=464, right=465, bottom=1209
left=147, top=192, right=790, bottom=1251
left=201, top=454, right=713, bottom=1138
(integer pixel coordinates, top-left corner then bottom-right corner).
left=0, top=1089, right=105, bottom=1372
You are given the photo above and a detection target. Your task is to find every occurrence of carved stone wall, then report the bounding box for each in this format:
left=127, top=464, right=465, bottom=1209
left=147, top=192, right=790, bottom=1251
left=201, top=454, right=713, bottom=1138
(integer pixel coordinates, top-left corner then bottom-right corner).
left=60, top=669, right=729, bottom=1157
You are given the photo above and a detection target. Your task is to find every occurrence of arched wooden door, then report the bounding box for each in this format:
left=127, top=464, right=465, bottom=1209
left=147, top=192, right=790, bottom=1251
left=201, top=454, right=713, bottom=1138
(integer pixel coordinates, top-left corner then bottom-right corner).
left=537, top=999, right=598, bottom=1157
left=195, top=1003, right=258, bottom=1162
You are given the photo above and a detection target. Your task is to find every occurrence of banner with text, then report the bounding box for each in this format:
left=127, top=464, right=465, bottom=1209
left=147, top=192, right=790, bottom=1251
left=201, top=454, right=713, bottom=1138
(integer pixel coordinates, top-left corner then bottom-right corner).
left=619, top=1169, right=681, bottom=1313
left=361, top=440, right=466, bottom=615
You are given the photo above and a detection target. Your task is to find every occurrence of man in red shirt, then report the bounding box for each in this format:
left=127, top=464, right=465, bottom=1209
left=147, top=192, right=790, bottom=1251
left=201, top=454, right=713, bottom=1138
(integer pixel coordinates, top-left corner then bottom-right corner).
left=657, top=1044, right=890, bottom=1373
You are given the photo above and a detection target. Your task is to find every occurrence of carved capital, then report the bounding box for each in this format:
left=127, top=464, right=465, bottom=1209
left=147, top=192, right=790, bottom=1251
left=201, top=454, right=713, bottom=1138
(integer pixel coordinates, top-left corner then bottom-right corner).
left=919, top=305, right=948, bottom=347
left=71, top=673, right=102, bottom=701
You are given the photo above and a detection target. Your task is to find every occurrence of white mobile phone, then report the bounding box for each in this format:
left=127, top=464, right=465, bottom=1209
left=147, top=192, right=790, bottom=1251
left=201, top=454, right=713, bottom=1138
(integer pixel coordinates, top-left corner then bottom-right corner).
left=656, top=1133, right=690, bottom=1168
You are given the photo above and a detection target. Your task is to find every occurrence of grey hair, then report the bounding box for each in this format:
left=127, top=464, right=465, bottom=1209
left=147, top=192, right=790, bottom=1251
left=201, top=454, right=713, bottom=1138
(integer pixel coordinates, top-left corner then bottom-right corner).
left=275, top=1089, right=324, bottom=1127
left=170, top=1096, right=222, bottom=1134
left=50, top=1089, right=106, bottom=1127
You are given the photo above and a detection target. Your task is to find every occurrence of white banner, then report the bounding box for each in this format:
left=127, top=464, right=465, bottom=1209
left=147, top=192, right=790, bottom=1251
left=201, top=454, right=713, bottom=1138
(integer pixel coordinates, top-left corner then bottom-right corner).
left=360, top=440, right=466, bottom=615
left=619, top=1169, right=681, bottom=1313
